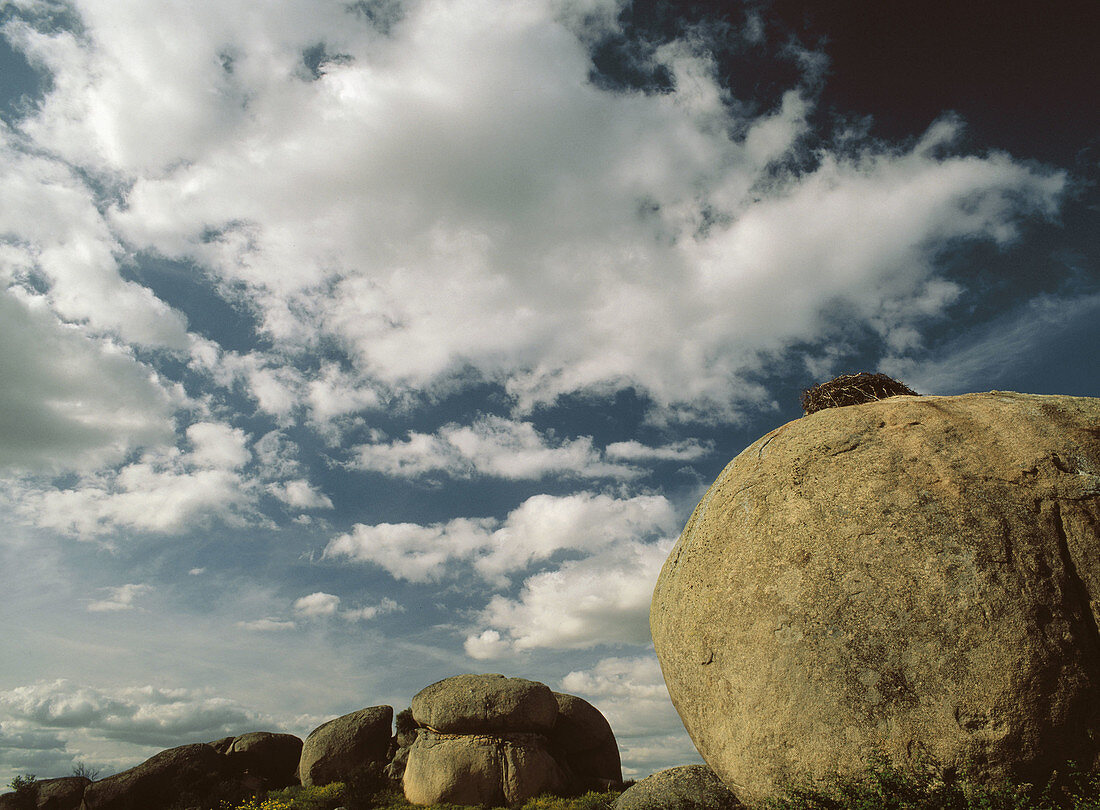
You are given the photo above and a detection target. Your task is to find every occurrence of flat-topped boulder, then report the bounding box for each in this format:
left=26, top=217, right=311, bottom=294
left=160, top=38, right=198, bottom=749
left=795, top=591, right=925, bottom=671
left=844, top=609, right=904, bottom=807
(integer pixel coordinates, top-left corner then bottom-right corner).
left=411, top=674, right=558, bottom=735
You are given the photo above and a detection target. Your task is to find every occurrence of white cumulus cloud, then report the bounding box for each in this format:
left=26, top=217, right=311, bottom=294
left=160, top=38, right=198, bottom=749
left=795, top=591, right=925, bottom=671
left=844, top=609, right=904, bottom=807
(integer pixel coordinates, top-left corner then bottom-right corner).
left=325, top=491, right=677, bottom=584
left=466, top=538, right=673, bottom=654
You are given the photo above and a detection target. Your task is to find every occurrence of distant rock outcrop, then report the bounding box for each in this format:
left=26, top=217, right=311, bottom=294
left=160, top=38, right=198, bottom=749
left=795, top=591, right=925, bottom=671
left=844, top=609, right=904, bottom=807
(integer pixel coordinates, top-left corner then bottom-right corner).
left=652, top=391, right=1100, bottom=803
left=614, top=765, right=740, bottom=810
left=298, top=705, right=394, bottom=787
left=3, top=675, right=625, bottom=809
left=81, top=743, right=257, bottom=810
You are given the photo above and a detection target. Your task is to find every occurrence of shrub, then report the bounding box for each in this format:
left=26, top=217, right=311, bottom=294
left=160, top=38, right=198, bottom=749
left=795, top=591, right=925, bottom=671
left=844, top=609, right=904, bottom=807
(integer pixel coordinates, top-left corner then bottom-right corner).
left=220, top=782, right=345, bottom=810
left=5, top=775, right=38, bottom=810
left=763, top=756, right=1100, bottom=810
left=71, top=762, right=101, bottom=780
left=519, top=791, right=620, bottom=810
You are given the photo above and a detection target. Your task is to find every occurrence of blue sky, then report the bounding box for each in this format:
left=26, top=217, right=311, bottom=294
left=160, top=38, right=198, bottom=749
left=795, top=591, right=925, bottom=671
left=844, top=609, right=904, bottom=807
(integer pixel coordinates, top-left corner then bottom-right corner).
left=0, top=0, right=1096, bottom=784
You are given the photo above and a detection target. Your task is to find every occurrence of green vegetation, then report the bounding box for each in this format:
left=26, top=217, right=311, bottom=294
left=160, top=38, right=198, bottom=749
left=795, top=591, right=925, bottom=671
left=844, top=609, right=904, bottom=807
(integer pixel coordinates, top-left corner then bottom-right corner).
left=764, top=756, right=1100, bottom=810
left=218, top=786, right=621, bottom=810
left=6, top=774, right=36, bottom=793
left=5, top=774, right=38, bottom=810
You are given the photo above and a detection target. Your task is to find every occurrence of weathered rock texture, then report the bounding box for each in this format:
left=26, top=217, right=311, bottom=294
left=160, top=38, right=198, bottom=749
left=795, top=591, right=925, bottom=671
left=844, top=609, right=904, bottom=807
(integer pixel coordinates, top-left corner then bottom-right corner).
left=404, top=674, right=621, bottom=805
left=31, top=777, right=90, bottom=810
left=549, top=693, right=622, bottom=787
left=411, top=674, right=558, bottom=734
left=651, top=392, right=1100, bottom=803
left=0, top=776, right=89, bottom=810
left=403, top=730, right=567, bottom=806
left=299, top=706, right=394, bottom=787
left=614, top=765, right=741, bottom=810
left=81, top=743, right=256, bottom=810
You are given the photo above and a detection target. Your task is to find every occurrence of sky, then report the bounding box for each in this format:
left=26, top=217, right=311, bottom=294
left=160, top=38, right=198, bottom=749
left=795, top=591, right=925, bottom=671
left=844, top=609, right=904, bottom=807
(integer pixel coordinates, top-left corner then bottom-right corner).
left=0, top=0, right=1097, bottom=785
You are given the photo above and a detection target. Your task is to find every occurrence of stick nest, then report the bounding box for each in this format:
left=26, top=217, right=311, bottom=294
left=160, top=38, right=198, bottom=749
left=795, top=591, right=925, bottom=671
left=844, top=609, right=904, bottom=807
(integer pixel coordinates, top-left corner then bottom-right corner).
left=801, top=372, right=920, bottom=415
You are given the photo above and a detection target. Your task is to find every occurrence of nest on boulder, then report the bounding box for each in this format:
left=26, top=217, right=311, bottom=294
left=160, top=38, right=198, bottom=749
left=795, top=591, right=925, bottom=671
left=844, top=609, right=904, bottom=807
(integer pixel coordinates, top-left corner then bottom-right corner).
left=801, top=372, right=920, bottom=415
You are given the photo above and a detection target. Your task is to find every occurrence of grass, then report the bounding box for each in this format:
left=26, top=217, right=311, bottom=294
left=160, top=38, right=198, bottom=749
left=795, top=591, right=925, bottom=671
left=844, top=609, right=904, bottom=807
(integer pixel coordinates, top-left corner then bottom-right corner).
left=205, top=757, right=1100, bottom=810
left=763, top=756, right=1100, bottom=810
left=218, top=785, right=621, bottom=810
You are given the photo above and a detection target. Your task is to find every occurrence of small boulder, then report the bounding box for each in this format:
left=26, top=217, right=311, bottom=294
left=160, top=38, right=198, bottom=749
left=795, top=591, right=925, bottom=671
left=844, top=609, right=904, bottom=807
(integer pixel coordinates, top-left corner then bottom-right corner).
left=81, top=743, right=253, bottom=810
left=226, top=732, right=303, bottom=787
left=411, top=674, right=558, bottom=735
left=614, top=766, right=741, bottom=810
left=403, top=730, right=567, bottom=806
left=299, top=706, right=394, bottom=787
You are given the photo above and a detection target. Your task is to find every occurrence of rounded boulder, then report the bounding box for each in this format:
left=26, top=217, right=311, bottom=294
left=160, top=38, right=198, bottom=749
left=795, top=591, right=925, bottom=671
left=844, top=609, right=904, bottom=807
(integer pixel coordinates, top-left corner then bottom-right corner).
left=549, top=692, right=622, bottom=786
left=651, top=392, right=1100, bottom=802
left=411, top=674, right=558, bottom=734
left=614, top=765, right=741, bottom=810
left=226, top=731, right=303, bottom=786
left=299, top=706, right=394, bottom=787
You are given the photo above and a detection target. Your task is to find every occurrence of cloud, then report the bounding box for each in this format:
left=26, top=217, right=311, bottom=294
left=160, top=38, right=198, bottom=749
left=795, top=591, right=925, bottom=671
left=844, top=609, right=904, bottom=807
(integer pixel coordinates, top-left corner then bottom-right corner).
left=559, top=655, right=701, bottom=778
left=325, top=491, right=677, bottom=584
left=0, top=680, right=268, bottom=748
left=87, top=584, right=152, bottom=613
left=15, top=422, right=258, bottom=538
left=0, top=288, right=177, bottom=474
left=250, top=592, right=405, bottom=627
left=267, top=479, right=334, bottom=510
left=352, top=416, right=640, bottom=479
left=466, top=538, right=673, bottom=655
left=883, top=291, right=1100, bottom=395
left=0, top=0, right=1057, bottom=427
left=237, top=618, right=297, bottom=632
left=186, top=423, right=250, bottom=470
left=0, top=124, right=189, bottom=349
left=292, top=592, right=340, bottom=618
left=604, top=439, right=712, bottom=462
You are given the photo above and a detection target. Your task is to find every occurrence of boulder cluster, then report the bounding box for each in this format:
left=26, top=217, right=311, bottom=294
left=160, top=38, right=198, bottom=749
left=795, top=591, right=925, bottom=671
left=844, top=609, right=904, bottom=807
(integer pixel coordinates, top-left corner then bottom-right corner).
left=402, top=674, right=621, bottom=806
left=0, top=674, right=621, bottom=810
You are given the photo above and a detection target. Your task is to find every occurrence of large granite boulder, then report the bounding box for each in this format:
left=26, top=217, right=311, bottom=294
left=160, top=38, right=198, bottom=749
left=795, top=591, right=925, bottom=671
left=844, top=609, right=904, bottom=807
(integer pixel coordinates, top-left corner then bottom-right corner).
left=225, top=731, right=303, bottom=787
left=614, top=766, right=740, bottom=810
left=651, top=392, right=1100, bottom=803
left=411, top=674, right=558, bottom=734
left=403, top=730, right=568, bottom=806
left=299, top=706, right=394, bottom=787
left=549, top=693, right=622, bottom=787
left=81, top=743, right=254, bottom=809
